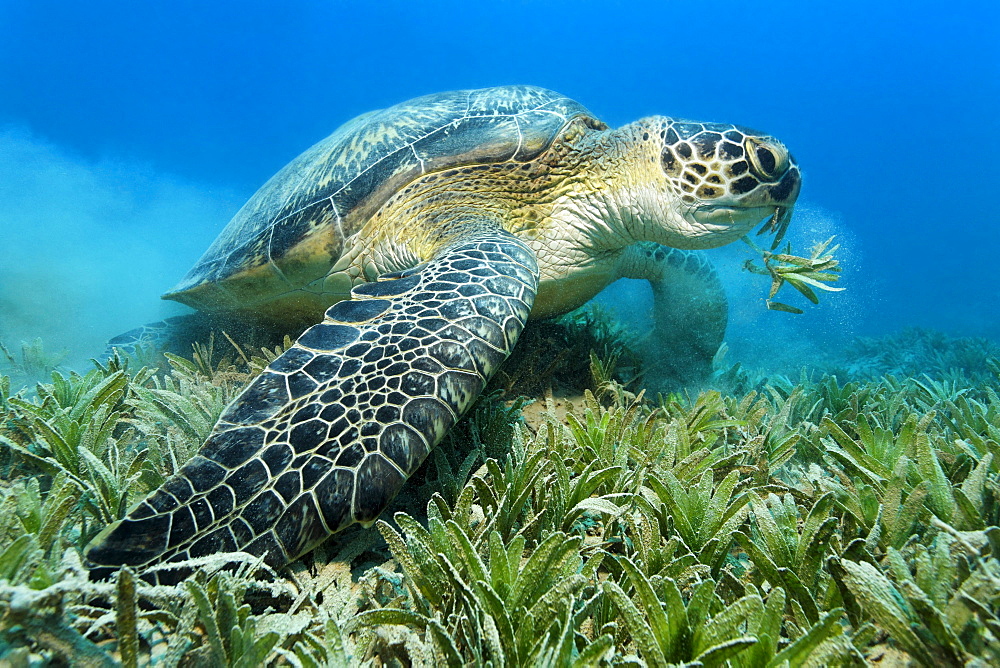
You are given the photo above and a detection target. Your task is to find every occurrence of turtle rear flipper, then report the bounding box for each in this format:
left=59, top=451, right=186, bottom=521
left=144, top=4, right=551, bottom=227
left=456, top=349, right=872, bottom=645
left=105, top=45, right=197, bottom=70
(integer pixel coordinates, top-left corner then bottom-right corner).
left=103, top=313, right=280, bottom=359
left=103, top=315, right=208, bottom=358
left=85, top=226, right=538, bottom=578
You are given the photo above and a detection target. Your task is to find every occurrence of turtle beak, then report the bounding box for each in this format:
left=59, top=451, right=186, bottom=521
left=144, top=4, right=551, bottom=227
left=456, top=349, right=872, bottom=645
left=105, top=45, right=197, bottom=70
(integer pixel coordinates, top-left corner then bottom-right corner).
left=753, top=161, right=800, bottom=249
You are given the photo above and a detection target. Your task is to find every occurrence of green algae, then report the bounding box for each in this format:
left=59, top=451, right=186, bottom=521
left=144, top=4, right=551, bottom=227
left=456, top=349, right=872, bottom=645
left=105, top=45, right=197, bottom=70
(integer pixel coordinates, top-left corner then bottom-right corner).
left=1, top=324, right=999, bottom=665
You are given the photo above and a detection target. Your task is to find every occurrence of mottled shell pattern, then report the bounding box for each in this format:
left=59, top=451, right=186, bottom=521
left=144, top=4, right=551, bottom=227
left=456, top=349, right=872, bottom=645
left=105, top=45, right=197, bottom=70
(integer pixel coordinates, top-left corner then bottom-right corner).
left=167, top=86, right=594, bottom=312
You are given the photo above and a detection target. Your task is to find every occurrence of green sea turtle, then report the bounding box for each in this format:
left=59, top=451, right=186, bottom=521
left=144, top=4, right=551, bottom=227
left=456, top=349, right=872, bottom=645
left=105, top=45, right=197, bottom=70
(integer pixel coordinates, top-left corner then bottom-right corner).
left=86, top=85, right=800, bottom=577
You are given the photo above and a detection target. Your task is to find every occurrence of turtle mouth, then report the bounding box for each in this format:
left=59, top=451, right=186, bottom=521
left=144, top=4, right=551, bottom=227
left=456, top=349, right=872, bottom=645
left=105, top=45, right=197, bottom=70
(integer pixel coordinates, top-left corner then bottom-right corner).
left=691, top=203, right=772, bottom=230
left=689, top=204, right=793, bottom=248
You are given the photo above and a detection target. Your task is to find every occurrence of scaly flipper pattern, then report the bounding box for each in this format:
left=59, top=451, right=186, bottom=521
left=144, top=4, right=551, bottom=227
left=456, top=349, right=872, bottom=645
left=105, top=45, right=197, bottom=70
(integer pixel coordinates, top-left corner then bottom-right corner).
left=617, top=244, right=727, bottom=384
left=86, top=226, right=538, bottom=575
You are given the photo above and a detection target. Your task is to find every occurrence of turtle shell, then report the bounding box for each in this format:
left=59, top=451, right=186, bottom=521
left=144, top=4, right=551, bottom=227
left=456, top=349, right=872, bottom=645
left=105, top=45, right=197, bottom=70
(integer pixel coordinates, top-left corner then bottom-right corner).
left=166, top=85, right=595, bottom=314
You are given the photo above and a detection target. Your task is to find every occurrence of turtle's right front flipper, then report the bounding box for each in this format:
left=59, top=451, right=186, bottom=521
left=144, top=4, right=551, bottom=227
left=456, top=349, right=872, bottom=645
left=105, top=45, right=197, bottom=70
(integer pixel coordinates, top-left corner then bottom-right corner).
left=85, top=226, right=538, bottom=576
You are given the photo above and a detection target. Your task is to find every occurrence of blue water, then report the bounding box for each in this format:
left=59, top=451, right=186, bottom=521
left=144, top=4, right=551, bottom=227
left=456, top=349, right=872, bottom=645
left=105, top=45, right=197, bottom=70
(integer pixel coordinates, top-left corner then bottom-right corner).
left=1, top=0, right=998, bottom=370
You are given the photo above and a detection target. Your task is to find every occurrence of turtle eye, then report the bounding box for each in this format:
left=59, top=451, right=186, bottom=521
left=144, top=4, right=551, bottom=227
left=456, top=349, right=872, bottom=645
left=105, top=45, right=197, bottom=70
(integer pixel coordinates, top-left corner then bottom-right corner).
left=745, top=137, right=789, bottom=181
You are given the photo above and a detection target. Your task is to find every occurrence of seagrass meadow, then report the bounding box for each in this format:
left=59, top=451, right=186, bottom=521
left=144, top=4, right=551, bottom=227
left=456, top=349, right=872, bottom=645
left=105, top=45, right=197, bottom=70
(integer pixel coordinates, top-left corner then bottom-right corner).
left=2, top=316, right=1000, bottom=667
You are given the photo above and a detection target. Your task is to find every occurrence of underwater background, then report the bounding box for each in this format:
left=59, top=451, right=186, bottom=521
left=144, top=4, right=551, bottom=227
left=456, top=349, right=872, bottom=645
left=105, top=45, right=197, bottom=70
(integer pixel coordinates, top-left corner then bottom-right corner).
left=3, top=2, right=1000, bottom=666
left=1, top=0, right=997, bottom=370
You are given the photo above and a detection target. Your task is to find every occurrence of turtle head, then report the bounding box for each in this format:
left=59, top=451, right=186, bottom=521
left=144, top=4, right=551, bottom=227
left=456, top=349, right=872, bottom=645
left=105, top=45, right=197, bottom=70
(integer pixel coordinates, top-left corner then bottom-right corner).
left=622, top=117, right=801, bottom=249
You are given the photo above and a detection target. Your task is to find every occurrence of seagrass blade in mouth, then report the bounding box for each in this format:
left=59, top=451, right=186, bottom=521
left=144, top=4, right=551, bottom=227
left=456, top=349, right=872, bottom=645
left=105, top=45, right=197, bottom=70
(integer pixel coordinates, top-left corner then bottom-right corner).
left=756, top=205, right=793, bottom=249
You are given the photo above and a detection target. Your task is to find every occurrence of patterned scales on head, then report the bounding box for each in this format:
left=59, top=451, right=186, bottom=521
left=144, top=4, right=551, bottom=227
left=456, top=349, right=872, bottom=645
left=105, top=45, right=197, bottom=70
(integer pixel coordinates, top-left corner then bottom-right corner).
left=86, top=85, right=801, bottom=580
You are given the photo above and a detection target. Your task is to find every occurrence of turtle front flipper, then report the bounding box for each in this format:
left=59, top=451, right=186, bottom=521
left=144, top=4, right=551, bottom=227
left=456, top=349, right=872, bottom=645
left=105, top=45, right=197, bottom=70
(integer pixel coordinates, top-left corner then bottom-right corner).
left=616, top=243, right=727, bottom=386
left=85, top=227, right=538, bottom=577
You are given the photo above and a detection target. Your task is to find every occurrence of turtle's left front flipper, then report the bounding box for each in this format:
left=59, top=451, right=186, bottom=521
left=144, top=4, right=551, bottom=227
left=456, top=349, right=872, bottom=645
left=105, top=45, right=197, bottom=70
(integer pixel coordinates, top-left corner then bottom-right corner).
left=85, top=226, right=538, bottom=576
left=617, top=243, right=727, bottom=386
